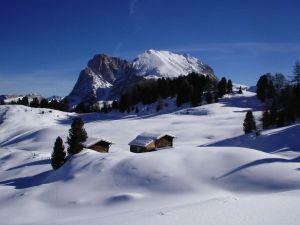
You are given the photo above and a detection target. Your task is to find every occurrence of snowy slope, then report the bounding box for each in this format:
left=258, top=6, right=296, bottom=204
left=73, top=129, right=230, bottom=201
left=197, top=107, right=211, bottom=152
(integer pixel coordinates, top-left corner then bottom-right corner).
left=133, top=49, right=216, bottom=79
left=1, top=90, right=300, bottom=225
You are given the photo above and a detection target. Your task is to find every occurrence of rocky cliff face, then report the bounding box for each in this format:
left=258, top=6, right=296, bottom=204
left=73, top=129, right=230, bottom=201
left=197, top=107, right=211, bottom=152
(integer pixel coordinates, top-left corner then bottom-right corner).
left=68, top=50, right=218, bottom=107
left=68, top=54, right=140, bottom=107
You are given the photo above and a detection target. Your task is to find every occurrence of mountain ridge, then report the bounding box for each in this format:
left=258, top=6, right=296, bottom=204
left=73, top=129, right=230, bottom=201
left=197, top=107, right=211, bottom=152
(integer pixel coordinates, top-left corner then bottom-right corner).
left=68, top=50, right=217, bottom=107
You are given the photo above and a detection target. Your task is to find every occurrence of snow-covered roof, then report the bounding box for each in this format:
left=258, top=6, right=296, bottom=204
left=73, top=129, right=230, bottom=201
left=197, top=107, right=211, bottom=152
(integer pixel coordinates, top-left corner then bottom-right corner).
left=83, top=137, right=113, bottom=148
left=128, top=132, right=176, bottom=147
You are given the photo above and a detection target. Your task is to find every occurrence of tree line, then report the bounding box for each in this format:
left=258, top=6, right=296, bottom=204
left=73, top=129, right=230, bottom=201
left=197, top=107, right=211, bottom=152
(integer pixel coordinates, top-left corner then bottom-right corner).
left=116, top=73, right=234, bottom=113
left=258, top=61, right=300, bottom=129
left=1, top=96, right=69, bottom=112
left=242, top=60, right=300, bottom=135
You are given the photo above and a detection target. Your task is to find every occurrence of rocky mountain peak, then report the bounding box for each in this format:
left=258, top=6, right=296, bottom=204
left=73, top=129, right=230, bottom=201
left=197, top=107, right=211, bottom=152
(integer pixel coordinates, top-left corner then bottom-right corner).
left=68, top=50, right=218, bottom=107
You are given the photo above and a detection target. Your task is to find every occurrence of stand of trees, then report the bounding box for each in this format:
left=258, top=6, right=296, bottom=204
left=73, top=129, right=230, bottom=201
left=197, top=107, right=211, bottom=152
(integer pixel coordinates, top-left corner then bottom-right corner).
left=258, top=61, right=300, bottom=129
left=51, top=117, right=88, bottom=170
left=117, top=73, right=233, bottom=113
left=4, top=96, right=70, bottom=112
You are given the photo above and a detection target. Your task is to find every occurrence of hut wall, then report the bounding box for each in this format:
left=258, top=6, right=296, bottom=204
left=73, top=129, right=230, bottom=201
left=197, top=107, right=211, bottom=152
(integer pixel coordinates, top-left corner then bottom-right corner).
left=130, top=142, right=155, bottom=153
left=89, top=142, right=110, bottom=153
left=155, top=136, right=173, bottom=149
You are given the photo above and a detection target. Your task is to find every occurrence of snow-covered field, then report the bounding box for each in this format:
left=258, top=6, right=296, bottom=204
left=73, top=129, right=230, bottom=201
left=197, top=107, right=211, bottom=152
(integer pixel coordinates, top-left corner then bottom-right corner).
left=0, top=91, right=300, bottom=225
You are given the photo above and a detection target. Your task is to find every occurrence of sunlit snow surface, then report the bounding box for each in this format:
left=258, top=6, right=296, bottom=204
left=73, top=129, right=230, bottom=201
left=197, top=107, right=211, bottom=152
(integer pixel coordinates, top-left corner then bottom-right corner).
left=0, top=90, right=300, bottom=225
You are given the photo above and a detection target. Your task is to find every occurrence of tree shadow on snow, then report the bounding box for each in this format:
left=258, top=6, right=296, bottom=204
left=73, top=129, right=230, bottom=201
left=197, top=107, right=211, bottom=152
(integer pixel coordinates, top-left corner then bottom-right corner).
left=219, top=95, right=263, bottom=112
left=0, top=170, right=54, bottom=189
left=200, top=123, right=300, bottom=154
left=7, top=159, right=50, bottom=171
left=218, top=156, right=300, bottom=179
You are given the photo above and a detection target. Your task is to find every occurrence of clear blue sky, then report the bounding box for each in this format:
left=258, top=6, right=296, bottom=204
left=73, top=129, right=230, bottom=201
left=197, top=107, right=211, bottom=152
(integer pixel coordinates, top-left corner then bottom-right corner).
left=1, top=0, right=300, bottom=97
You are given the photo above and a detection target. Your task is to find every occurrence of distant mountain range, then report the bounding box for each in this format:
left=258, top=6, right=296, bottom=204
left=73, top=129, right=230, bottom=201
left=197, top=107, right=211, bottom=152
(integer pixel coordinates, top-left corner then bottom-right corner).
left=68, top=50, right=218, bottom=107
left=0, top=93, right=44, bottom=103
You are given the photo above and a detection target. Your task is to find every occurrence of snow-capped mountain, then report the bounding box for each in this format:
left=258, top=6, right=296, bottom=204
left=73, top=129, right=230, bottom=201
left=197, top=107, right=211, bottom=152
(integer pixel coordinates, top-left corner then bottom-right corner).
left=68, top=50, right=217, bottom=107
left=133, top=49, right=215, bottom=79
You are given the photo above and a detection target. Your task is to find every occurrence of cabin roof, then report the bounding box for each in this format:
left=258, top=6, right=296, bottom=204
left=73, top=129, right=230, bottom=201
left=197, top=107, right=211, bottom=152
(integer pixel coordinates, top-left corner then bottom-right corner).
left=83, top=137, right=113, bottom=148
left=128, top=132, right=176, bottom=147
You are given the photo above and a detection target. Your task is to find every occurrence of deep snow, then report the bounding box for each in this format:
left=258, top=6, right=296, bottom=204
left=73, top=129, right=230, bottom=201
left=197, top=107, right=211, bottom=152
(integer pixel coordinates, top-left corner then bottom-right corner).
left=0, top=90, right=300, bottom=225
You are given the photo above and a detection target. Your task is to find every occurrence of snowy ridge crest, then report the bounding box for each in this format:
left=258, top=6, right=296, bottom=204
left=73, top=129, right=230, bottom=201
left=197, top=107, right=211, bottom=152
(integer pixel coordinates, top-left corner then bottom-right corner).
left=133, top=49, right=213, bottom=78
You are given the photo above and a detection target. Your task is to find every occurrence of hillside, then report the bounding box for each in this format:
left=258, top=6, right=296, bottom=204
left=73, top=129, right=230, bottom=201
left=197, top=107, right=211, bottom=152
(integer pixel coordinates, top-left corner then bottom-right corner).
left=0, top=90, right=300, bottom=225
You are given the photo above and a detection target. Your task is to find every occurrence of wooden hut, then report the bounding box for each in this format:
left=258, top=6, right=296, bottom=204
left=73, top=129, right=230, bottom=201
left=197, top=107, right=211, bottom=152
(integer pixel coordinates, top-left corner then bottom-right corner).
left=128, top=132, right=175, bottom=153
left=83, top=137, right=113, bottom=153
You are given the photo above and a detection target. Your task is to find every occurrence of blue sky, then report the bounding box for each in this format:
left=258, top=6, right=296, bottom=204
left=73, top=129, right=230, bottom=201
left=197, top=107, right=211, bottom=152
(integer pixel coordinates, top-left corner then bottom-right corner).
left=1, top=0, right=300, bottom=97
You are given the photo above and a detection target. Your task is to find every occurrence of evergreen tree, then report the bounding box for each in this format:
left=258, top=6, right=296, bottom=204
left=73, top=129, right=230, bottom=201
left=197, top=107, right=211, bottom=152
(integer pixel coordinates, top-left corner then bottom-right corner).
left=243, top=110, right=256, bottom=134
left=190, top=88, right=201, bottom=107
left=30, top=97, right=39, bottom=108
left=256, top=74, right=270, bottom=101
left=51, top=136, right=66, bottom=170
left=238, top=86, right=243, bottom=94
left=112, top=100, right=119, bottom=110
left=205, top=91, right=213, bottom=104
left=21, top=96, right=29, bottom=106
left=274, top=73, right=286, bottom=89
left=217, top=77, right=227, bottom=97
left=262, top=110, right=271, bottom=129
left=293, top=60, right=300, bottom=85
left=101, top=101, right=110, bottom=113
left=59, top=98, right=70, bottom=112
left=227, top=79, right=233, bottom=94
left=276, top=111, right=285, bottom=127
left=267, top=80, right=276, bottom=99
left=269, top=100, right=278, bottom=124
left=0, top=100, right=4, bottom=105
left=40, top=98, right=49, bottom=108
left=214, top=95, right=219, bottom=103
left=74, top=101, right=87, bottom=113
left=17, top=98, right=22, bottom=105
left=67, top=117, right=88, bottom=155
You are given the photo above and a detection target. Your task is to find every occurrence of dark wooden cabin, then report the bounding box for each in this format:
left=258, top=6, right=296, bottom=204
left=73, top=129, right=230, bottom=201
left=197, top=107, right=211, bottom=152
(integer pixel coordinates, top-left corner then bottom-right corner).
left=129, top=132, right=175, bottom=153
left=83, top=137, right=113, bottom=153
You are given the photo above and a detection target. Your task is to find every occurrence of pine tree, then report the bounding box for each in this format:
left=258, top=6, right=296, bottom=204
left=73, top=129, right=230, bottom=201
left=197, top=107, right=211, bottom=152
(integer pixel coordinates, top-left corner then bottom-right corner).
left=293, top=60, right=300, bottom=85
left=276, top=111, right=285, bottom=127
left=217, top=77, right=227, bottom=97
left=40, top=98, right=49, bottom=108
left=67, top=117, right=88, bottom=155
left=75, top=101, right=87, bottom=113
left=238, top=86, right=243, bottom=94
left=51, top=136, right=66, bottom=170
left=205, top=91, right=213, bottom=104
left=256, top=74, right=270, bottom=101
left=227, top=79, right=233, bottom=94
left=243, top=110, right=256, bottom=134
left=269, top=100, right=278, bottom=124
left=262, top=110, right=271, bottom=129
left=30, top=97, right=40, bottom=108
left=21, top=96, right=29, bottom=106
left=274, top=73, right=286, bottom=89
